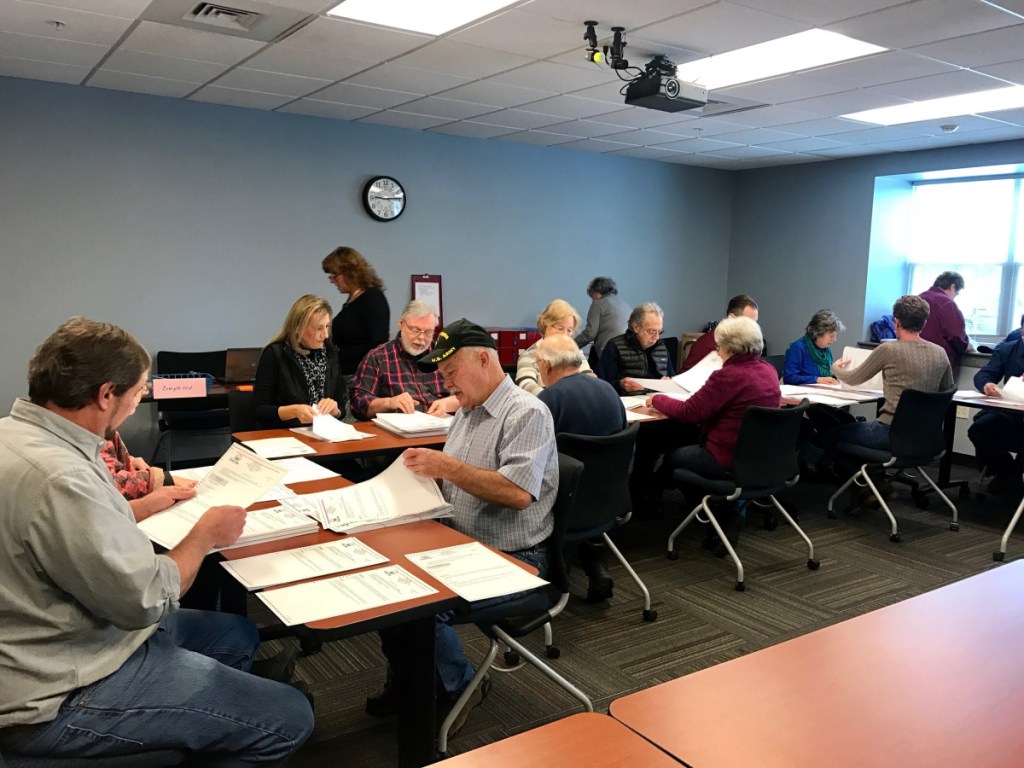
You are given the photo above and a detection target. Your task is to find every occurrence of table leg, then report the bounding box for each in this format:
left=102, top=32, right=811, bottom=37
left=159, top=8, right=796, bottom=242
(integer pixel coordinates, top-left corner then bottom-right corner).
left=397, top=615, right=437, bottom=768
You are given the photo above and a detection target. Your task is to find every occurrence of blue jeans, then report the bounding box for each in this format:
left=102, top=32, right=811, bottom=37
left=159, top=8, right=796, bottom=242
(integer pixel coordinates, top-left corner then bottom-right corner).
left=9, top=610, right=314, bottom=765
left=380, top=544, right=549, bottom=696
left=825, top=419, right=891, bottom=477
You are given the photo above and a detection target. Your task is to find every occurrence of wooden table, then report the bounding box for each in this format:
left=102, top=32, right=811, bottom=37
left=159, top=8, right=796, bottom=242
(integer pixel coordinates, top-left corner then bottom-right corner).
left=433, top=713, right=679, bottom=768
left=610, top=562, right=1024, bottom=768
left=233, top=423, right=446, bottom=461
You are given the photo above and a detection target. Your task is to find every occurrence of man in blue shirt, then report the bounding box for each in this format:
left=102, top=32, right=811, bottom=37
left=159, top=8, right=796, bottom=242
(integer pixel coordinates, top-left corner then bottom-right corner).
left=970, top=318, right=1024, bottom=496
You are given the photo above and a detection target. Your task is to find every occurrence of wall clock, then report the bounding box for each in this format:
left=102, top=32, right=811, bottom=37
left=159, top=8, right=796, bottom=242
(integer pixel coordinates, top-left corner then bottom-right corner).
left=362, top=176, right=406, bottom=221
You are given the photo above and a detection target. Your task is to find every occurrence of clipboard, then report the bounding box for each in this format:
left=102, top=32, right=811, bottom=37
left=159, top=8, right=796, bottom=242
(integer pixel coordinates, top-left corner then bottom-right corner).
left=412, top=274, right=443, bottom=329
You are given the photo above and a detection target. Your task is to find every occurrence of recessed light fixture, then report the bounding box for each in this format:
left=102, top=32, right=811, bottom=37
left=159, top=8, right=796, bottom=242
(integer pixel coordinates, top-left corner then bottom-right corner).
left=674, top=29, right=886, bottom=91
left=326, top=0, right=520, bottom=36
left=841, top=86, right=1024, bottom=126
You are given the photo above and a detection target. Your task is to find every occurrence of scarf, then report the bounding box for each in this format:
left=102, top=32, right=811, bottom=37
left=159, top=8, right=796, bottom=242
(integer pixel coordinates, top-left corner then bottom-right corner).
left=802, top=334, right=833, bottom=377
left=290, top=344, right=328, bottom=405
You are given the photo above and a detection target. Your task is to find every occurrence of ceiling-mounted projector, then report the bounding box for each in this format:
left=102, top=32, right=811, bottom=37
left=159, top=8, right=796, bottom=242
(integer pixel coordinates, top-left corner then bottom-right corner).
left=624, top=55, right=707, bottom=113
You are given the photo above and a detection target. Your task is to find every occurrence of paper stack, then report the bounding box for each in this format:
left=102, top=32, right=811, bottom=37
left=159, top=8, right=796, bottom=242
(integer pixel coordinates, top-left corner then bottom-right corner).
left=373, top=411, right=451, bottom=437
left=291, top=414, right=373, bottom=443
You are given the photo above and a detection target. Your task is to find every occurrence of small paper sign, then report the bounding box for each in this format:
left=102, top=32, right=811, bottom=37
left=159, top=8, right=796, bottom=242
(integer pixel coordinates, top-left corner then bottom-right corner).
left=151, top=377, right=207, bottom=399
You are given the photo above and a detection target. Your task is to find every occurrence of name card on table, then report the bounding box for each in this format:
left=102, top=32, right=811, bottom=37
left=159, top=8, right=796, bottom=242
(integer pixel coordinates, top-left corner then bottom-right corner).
left=151, top=377, right=207, bottom=399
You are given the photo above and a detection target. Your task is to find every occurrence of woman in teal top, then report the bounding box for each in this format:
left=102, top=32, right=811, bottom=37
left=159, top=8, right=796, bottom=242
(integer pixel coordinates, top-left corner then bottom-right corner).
left=783, top=309, right=846, bottom=385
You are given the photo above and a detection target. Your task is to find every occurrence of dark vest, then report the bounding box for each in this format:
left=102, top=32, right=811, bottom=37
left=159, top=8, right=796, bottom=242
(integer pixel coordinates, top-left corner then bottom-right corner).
left=609, top=331, right=671, bottom=379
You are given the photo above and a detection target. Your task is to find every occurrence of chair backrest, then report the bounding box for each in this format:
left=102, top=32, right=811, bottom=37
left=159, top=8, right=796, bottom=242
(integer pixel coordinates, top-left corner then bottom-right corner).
left=762, top=354, right=785, bottom=379
left=731, top=400, right=808, bottom=490
left=155, top=350, right=226, bottom=379
left=556, top=423, right=639, bottom=534
left=547, top=453, right=584, bottom=595
left=888, top=388, right=955, bottom=460
left=228, top=390, right=258, bottom=433
left=661, top=336, right=679, bottom=373
left=154, top=350, right=229, bottom=422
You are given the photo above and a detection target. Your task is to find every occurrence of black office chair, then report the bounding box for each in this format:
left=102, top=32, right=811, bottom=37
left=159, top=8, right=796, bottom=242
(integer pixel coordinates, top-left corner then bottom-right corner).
left=228, top=389, right=258, bottom=433
left=151, top=350, right=231, bottom=470
left=667, top=401, right=819, bottom=592
left=1, top=749, right=186, bottom=767
left=556, top=423, right=656, bottom=621
left=661, top=336, right=679, bottom=373
left=762, top=354, right=785, bottom=380
left=827, top=389, right=958, bottom=542
left=439, top=453, right=591, bottom=755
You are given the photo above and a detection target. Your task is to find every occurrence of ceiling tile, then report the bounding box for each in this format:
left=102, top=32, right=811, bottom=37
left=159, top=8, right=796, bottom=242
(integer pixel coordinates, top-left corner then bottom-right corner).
left=212, top=68, right=329, bottom=97
left=0, top=54, right=89, bottom=83
left=771, top=115, right=874, bottom=135
left=427, top=121, right=520, bottom=139
left=557, top=137, right=638, bottom=152
left=752, top=153, right=829, bottom=166
left=0, top=0, right=134, bottom=45
left=0, top=29, right=107, bottom=68
left=636, top=2, right=809, bottom=57
left=805, top=50, right=955, bottom=90
left=243, top=46, right=371, bottom=81
left=519, top=0, right=709, bottom=29
left=979, top=57, right=1024, bottom=85
left=315, top=81, right=419, bottom=109
left=120, top=21, right=264, bottom=65
left=542, top=119, right=635, bottom=138
left=653, top=136, right=744, bottom=152
left=278, top=99, right=378, bottom=120
left=701, top=104, right=818, bottom=128
left=866, top=69, right=1012, bottom=101
left=595, top=128, right=683, bottom=145
left=440, top=80, right=556, bottom=108
left=489, top=60, right=621, bottom=92
left=346, top=63, right=470, bottom=95
left=661, top=116, right=752, bottom=137
left=88, top=69, right=197, bottom=97
left=31, top=0, right=151, bottom=15
left=609, top=145, right=691, bottom=160
left=523, top=94, right=630, bottom=119
left=357, top=111, right=451, bottom=130
left=587, top=106, right=694, bottom=128
left=711, top=127, right=805, bottom=144
left=100, top=48, right=228, bottom=83
left=725, top=0, right=907, bottom=26
left=450, top=10, right=582, bottom=58
left=909, top=23, right=1024, bottom=69
left=495, top=130, right=580, bottom=146
left=568, top=79, right=636, bottom=105
left=719, top=72, right=858, bottom=104
left=760, top=136, right=850, bottom=152
left=826, top=0, right=1020, bottom=49
left=662, top=153, right=741, bottom=168
left=278, top=16, right=429, bottom=61
left=913, top=114, right=1020, bottom=133
left=784, top=89, right=912, bottom=116
left=189, top=85, right=293, bottom=109
left=826, top=123, right=933, bottom=144
left=978, top=106, right=1024, bottom=126
left=473, top=108, right=570, bottom=129
left=393, top=39, right=531, bottom=79
left=398, top=96, right=498, bottom=120
left=708, top=145, right=793, bottom=159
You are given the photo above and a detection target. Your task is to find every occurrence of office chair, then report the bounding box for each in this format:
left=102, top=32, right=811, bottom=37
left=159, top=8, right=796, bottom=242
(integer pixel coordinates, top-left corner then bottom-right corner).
left=827, top=389, right=958, bottom=542
left=151, top=350, right=231, bottom=471
left=228, top=389, right=258, bottom=433
left=556, top=423, right=656, bottom=621
left=667, top=401, right=819, bottom=592
left=439, top=453, right=592, bottom=755
left=1, top=749, right=186, bottom=767
left=661, top=336, right=679, bottom=374
left=762, top=354, right=785, bottom=380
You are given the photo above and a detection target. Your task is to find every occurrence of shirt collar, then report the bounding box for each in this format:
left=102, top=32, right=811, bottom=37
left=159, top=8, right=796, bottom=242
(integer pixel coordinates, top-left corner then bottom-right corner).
left=9, top=398, right=106, bottom=460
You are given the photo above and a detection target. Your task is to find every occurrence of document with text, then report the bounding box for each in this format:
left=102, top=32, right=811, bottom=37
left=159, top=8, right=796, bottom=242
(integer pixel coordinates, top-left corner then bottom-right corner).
left=373, top=411, right=451, bottom=437
left=256, top=564, right=438, bottom=625
left=672, top=351, right=723, bottom=393
left=406, top=542, right=548, bottom=603
left=221, top=537, right=388, bottom=590
left=242, top=436, right=317, bottom=458
left=290, top=414, right=373, bottom=443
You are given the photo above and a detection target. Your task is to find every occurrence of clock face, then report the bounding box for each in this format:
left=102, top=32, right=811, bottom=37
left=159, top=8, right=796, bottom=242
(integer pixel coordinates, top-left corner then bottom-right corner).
left=362, top=176, right=406, bottom=221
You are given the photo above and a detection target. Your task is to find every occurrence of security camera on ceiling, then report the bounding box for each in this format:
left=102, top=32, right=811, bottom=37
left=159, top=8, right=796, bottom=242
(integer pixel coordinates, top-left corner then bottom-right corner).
left=583, top=22, right=708, bottom=113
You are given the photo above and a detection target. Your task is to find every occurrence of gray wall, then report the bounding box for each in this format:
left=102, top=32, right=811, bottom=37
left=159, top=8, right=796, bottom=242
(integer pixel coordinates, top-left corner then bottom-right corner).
left=729, top=138, right=1024, bottom=357
left=0, top=75, right=735, bottom=420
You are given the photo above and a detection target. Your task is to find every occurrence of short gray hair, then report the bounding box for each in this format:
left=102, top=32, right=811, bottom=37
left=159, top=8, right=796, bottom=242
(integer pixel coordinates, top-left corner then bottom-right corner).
left=805, top=309, right=845, bottom=340
left=629, top=302, right=664, bottom=328
left=714, top=316, right=763, bottom=356
left=535, top=336, right=584, bottom=371
left=587, top=276, right=618, bottom=295
left=401, top=299, right=437, bottom=320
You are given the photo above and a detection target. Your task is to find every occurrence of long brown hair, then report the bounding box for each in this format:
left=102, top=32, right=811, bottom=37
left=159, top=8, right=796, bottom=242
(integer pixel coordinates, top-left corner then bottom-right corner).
left=321, top=247, right=385, bottom=291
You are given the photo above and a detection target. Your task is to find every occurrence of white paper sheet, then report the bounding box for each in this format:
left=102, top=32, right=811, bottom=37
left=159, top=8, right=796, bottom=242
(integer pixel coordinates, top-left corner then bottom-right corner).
left=406, top=542, right=548, bottom=603
left=373, top=412, right=451, bottom=436
left=619, top=396, right=648, bottom=410
left=268, top=457, right=340, bottom=483
left=221, top=537, right=388, bottom=590
left=311, top=414, right=370, bottom=442
left=672, top=351, right=723, bottom=393
left=242, top=436, right=317, bottom=458
left=256, top=565, right=437, bottom=626
left=625, top=409, right=658, bottom=423
left=173, top=465, right=296, bottom=503
left=838, top=346, right=885, bottom=392
left=633, top=378, right=687, bottom=394
left=1001, top=376, right=1024, bottom=403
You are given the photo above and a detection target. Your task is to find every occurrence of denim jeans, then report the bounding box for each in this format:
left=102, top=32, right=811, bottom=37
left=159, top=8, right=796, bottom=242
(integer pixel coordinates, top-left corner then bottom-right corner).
left=825, top=419, right=892, bottom=478
left=8, top=610, right=314, bottom=766
left=380, top=544, right=549, bottom=697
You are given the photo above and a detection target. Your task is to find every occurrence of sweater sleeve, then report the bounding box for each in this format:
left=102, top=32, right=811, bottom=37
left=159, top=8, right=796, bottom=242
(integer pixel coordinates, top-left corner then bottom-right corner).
left=832, top=345, right=887, bottom=386
left=515, top=345, right=543, bottom=395
left=574, top=302, right=600, bottom=348
left=783, top=341, right=817, bottom=385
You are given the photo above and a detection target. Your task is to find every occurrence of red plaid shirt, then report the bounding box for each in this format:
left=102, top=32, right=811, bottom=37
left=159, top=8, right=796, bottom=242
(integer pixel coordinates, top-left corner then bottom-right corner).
left=349, top=336, right=450, bottom=420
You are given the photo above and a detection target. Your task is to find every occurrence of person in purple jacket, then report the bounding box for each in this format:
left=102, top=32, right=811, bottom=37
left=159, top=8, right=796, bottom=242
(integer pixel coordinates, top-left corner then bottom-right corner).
left=919, top=271, right=972, bottom=375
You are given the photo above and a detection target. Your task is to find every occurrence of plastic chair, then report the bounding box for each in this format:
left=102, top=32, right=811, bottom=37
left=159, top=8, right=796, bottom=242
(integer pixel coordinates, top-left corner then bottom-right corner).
left=151, top=350, right=230, bottom=470
left=667, top=401, right=819, bottom=592
left=827, top=389, right=958, bottom=542
left=556, top=423, right=656, bottom=621
left=228, top=389, right=258, bottom=433
left=438, top=453, right=592, bottom=755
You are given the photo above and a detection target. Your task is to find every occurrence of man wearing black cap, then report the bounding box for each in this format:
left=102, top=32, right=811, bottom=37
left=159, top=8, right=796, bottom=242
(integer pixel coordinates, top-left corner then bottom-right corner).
left=367, top=318, right=557, bottom=735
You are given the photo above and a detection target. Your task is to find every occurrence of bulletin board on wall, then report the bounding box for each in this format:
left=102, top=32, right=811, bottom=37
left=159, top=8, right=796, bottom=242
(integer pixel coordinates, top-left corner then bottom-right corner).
left=411, top=274, right=443, bottom=330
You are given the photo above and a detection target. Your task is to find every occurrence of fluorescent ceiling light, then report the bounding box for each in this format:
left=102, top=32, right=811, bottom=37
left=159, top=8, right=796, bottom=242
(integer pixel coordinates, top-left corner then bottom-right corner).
left=674, top=29, right=886, bottom=90
left=842, top=86, right=1024, bottom=126
left=327, top=0, right=519, bottom=36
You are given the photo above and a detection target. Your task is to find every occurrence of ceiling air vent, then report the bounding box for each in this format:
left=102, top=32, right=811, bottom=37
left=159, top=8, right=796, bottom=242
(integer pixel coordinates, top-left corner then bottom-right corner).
left=184, top=2, right=262, bottom=32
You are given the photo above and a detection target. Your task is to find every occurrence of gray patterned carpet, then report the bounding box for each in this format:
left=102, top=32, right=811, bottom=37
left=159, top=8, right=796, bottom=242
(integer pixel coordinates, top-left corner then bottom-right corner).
left=262, top=464, right=1020, bottom=767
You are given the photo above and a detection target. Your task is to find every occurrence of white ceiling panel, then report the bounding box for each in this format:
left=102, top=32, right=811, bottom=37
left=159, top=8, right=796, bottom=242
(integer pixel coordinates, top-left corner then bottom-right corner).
left=189, top=85, right=293, bottom=109
left=826, top=0, right=1021, bottom=50
left=726, top=0, right=906, bottom=26
left=866, top=69, right=1012, bottom=101
left=450, top=10, right=582, bottom=58
left=495, top=130, right=580, bottom=146
left=977, top=58, right=1024, bottom=86
left=978, top=106, right=1024, bottom=125
left=212, top=67, right=329, bottom=97
left=120, top=21, right=264, bottom=64
left=398, top=96, right=497, bottom=120
left=314, top=81, right=419, bottom=108
left=586, top=106, right=694, bottom=129
left=100, top=48, right=228, bottom=83
left=807, top=51, right=956, bottom=90
left=771, top=116, right=874, bottom=135
left=88, top=68, right=197, bottom=97
left=596, top=128, right=693, bottom=145
left=662, top=116, right=753, bottom=137
left=523, top=94, right=630, bottom=119
left=909, top=23, right=1024, bottom=69
left=784, top=89, right=912, bottom=116
left=826, top=123, right=934, bottom=145
left=719, top=73, right=858, bottom=104
left=653, top=136, right=744, bottom=152
left=278, top=98, right=377, bottom=120
left=0, top=55, right=89, bottom=82
left=610, top=145, right=690, bottom=160
left=346, top=63, right=470, bottom=95
left=489, top=60, right=610, bottom=92
left=711, top=127, right=805, bottom=144
left=30, top=0, right=152, bottom=15
left=473, top=108, right=567, bottom=129
left=545, top=119, right=641, bottom=138
left=441, top=80, right=555, bottom=108
left=278, top=16, right=429, bottom=60
left=557, top=137, right=638, bottom=153
left=427, top=120, right=520, bottom=139
left=242, top=46, right=371, bottom=81
left=760, top=135, right=850, bottom=152
left=0, top=0, right=135, bottom=45
left=637, top=2, right=808, bottom=57
left=519, top=0, right=709, bottom=29
left=708, top=144, right=793, bottom=159
left=702, top=104, right=818, bottom=128
left=0, top=29, right=107, bottom=68
left=357, top=110, right=450, bottom=130
left=393, top=39, right=531, bottom=79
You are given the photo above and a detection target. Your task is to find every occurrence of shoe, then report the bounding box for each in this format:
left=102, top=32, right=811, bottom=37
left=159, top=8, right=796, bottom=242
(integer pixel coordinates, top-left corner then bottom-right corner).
left=843, top=483, right=875, bottom=516
left=365, top=667, right=398, bottom=717
left=578, top=541, right=614, bottom=603
left=987, top=474, right=1024, bottom=497
left=446, top=675, right=491, bottom=738
left=251, top=646, right=298, bottom=684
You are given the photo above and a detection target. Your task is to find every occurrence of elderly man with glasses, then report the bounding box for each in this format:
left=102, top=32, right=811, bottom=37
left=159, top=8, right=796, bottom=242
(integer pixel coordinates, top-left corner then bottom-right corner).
left=348, top=300, right=460, bottom=420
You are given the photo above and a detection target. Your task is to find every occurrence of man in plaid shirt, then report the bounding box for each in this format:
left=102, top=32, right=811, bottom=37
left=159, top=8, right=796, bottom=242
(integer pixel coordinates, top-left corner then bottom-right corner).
left=348, top=300, right=460, bottom=420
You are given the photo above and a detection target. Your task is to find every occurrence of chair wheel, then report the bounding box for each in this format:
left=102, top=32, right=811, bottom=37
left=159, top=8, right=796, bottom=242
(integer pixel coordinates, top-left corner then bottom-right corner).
left=889, top=533, right=901, bottom=543
left=807, top=559, right=820, bottom=570
left=642, top=609, right=658, bottom=622
left=949, top=523, right=959, bottom=532
left=546, top=645, right=560, bottom=659
left=667, top=550, right=679, bottom=561
left=504, top=651, right=520, bottom=666
left=994, top=551, right=1006, bottom=562
left=735, top=581, right=746, bottom=592
left=959, top=485, right=971, bottom=498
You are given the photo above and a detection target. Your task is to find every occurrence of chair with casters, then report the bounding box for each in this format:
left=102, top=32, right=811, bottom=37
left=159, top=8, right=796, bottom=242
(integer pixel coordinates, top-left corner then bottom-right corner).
left=438, top=453, right=592, bottom=755
left=1, top=749, right=186, bottom=767
left=827, top=389, right=958, bottom=542
left=762, top=354, right=785, bottom=380
left=150, top=350, right=231, bottom=471
left=556, top=423, right=656, bottom=621
left=666, top=400, right=819, bottom=592
left=228, top=389, right=258, bottom=434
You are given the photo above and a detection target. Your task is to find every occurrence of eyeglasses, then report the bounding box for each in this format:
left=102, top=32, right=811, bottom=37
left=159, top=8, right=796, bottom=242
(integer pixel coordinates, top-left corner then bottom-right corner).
left=401, top=320, right=434, bottom=338
left=326, top=273, right=343, bottom=281
left=551, top=323, right=574, bottom=334
left=638, top=326, right=664, bottom=337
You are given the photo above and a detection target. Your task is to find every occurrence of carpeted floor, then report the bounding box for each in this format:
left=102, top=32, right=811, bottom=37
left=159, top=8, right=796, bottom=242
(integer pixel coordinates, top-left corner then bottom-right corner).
left=260, top=463, right=1021, bottom=767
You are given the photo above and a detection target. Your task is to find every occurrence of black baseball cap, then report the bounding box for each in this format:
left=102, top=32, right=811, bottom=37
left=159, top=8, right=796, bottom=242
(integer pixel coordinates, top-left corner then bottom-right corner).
left=417, top=318, right=496, bottom=372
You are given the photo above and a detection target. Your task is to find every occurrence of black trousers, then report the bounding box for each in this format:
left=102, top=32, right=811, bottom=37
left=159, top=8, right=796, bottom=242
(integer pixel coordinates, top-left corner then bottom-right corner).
left=968, top=409, right=1024, bottom=478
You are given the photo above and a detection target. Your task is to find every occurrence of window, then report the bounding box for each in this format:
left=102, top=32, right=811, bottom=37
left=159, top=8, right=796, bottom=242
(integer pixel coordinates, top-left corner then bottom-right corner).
left=906, top=177, right=1023, bottom=339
